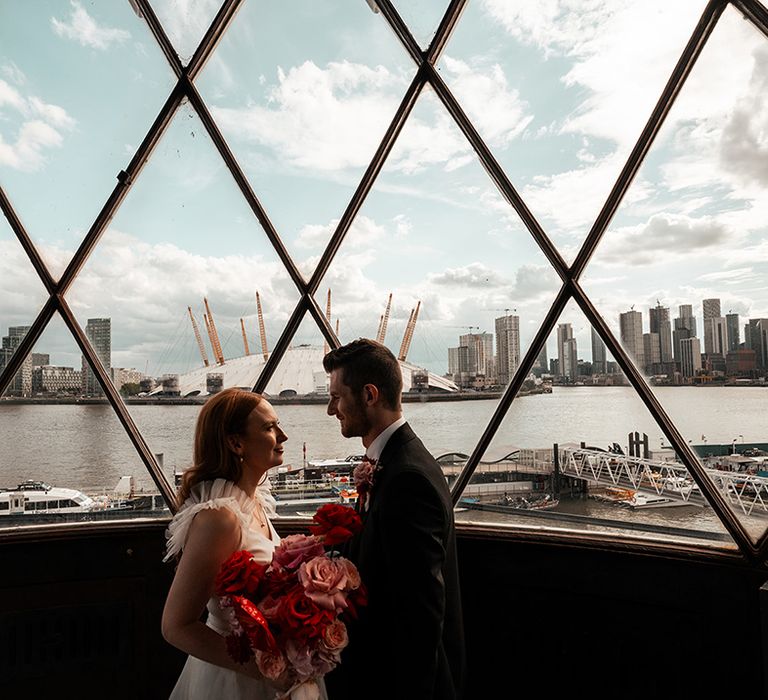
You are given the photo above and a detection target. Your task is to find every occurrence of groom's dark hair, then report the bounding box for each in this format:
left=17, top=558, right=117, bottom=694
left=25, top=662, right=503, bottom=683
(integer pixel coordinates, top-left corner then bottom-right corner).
left=323, top=338, right=402, bottom=410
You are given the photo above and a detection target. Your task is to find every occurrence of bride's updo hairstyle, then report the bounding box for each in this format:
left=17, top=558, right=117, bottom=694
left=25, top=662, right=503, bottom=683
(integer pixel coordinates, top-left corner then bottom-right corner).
left=176, top=388, right=263, bottom=506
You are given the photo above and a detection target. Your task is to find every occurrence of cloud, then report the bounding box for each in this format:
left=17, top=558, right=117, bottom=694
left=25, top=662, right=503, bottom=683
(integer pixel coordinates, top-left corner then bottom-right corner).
left=51, top=1, right=131, bottom=50
left=594, top=213, right=733, bottom=265
left=429, top=263, right=509, bottom=288
left=295, top=215, right=387, bottom=251
left=0, top=77, right=76, bottom=171
left=1, top=62, right=26, bottom=86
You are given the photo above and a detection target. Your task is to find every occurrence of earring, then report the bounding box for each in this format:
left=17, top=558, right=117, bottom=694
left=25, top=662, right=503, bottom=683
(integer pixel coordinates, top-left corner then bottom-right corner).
left=239, top=455, right=244, bottom=464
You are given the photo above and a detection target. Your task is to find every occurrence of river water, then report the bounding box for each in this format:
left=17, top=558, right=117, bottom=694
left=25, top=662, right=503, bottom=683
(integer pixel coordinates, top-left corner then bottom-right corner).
left=1, top=385, right=765, bottom=542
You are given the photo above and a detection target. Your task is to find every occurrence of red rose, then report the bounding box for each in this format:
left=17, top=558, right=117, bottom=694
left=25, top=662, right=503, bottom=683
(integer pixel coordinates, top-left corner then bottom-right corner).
left=261, top=565, right=297, bottom=598
left=215, top=550, right=267, bottom=597
left=309, top=504, right=362, bottom=546
left=225, top=632, right=253, bottom=664
left=343, top=582, right=368, bottom=621
left=276, top=585, right=335, bottom=644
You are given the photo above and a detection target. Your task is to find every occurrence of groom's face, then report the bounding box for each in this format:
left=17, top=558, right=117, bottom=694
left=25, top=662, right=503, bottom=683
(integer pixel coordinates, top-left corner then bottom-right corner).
left=327, top=369, right=371, bottom=438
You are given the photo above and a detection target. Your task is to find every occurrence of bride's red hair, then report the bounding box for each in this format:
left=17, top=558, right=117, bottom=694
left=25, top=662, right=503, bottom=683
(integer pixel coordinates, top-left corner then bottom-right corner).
left=176, top=388, right=263, bottom=506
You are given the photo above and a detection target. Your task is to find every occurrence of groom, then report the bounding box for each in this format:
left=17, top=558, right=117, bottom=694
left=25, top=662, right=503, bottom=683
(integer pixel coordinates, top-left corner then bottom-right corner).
left=322, top=338, right=465, bottom=700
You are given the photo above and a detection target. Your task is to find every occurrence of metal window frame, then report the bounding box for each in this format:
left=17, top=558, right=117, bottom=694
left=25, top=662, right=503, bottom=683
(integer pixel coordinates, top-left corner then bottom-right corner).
left=1, top=0, right=767, bottom=562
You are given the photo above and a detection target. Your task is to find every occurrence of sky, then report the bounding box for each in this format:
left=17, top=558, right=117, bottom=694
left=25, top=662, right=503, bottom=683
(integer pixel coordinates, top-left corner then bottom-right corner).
left=1, top=0, right=768, bottom=378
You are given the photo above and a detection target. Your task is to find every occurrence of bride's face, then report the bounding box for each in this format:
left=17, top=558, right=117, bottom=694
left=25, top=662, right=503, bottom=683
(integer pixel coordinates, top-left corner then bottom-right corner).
left=236, top=400, right=287, bottom=474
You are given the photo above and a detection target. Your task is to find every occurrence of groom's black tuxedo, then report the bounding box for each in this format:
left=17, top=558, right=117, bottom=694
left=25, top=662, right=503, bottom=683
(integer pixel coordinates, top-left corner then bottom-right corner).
left=327, top=422, right=465, bottom=700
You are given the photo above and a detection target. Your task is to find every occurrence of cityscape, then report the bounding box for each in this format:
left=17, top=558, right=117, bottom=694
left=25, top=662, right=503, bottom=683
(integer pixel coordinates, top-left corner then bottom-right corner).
left=1, top=294, right=767, bottom=399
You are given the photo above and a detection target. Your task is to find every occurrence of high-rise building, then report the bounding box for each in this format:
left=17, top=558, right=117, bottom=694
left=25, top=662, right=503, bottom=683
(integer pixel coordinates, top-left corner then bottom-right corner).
left=745, top=319, right=768, bottom=369
left=649, top=303, right=673, bottom=363
left=726, top=313, right=740, bottom=351
left=673, top=306, right=696, bottom=366
left=702, top=298, right=721, bottom=321
left=459, top=332, right=495, bottom=379
left=704, top=316, right=728, bottom=356
left=31, top=353, right=50, bottom=367
left=590, top=327, right=606, bottom=374
left=556, top=323, right=573, bottom=379
left=643, top=332, right=661, bottom=371
left=680, top=337, right=702, bottom=378
left=82, top=318, right=112, bottom=396
left=702, top=298, right=722, bottom=355
left=563, top=337, right=578, bottom=381
left=495, top=314, right=520, bottom=386
left=535, top=343, right=548, bottom=374
left=1, top=325, right=33, bottom=396
left=619, top=310, right=644, bottom=369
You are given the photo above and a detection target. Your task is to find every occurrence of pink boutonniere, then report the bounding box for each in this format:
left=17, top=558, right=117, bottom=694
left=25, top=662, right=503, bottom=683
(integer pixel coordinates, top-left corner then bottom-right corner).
left=353, top=457, right=380, bottom=512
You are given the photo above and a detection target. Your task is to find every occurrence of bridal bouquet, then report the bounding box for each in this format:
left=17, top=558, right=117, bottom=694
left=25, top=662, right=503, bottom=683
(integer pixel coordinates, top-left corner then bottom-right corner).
left=215, top=503, right=366, bottom=699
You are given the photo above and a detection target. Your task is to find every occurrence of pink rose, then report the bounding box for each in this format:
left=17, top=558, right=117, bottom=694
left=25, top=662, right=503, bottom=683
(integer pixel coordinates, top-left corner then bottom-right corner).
left=298, top=556, right=349, bottom=612
left=272, top=534, right=325, bottom=571
left=257, top=594, right=282, bottom=622
left=321, top=619, right=349, bottom=653
left=256, top=649, right=287, bottom=681
left=338, top=558, right=361, bottom=591
left=353, top=462, right=376, bottom=495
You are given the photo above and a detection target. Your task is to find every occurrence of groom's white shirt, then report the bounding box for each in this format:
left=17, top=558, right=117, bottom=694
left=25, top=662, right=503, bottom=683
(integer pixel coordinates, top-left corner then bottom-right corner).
left=365, top=416, right=406, bottom=463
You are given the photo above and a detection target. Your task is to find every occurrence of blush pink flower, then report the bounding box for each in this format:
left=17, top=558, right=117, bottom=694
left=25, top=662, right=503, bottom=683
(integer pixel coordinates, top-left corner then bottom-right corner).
left=353, top=461, right=376, bottom=496
left=338, top=557, right=361, bottom=591
left=321, top=619, right=349, bottom=653
left=256, top=649, right=287, bottom=681
left=298, top=556, right=349, bottom=612
left=272, top=534, right=325, bottom=571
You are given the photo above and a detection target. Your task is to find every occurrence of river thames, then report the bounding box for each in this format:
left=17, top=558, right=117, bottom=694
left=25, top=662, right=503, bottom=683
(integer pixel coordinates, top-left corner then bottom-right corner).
left=1, top=385, right=765, bottom=542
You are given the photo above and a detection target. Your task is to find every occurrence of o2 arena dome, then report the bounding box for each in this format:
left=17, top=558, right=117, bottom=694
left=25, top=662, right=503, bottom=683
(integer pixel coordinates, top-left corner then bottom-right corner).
left=149, top=294, right=458, bottom=398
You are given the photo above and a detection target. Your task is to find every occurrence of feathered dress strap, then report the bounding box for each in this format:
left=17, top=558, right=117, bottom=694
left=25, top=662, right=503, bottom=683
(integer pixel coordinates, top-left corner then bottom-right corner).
left=164, top=478, right=256, bottom=562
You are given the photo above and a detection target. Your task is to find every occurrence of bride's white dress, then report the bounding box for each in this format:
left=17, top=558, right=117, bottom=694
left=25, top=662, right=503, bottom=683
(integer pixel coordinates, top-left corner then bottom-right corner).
left=164, top=478, right=328, bottom=700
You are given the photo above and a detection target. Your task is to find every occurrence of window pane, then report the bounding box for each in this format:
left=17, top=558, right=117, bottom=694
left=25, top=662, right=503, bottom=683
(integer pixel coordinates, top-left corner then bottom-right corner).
left=194, top=0, right=417, bottom=274
left=437, top=0, right=708, bottom=263
left=452, top=300, right=734, bottom=548
left=581, top=6, right=768, bottom=544
left=0, top=313, right=165, bottom=530
left=0, top=1, right=176, bottom=279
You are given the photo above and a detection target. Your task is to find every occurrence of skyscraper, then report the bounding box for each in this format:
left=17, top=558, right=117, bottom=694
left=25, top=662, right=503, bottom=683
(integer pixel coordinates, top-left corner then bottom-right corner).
left=556, top=323, right=573, bottom=379
left=702, top=298, right=723, bottom=355
left=649, top=303, right=673, bottom=363
left=702, top=298, right=721, bottom=321
left=495, top=314, right=520, bottom=386
left=459, top=332, right=494, bottom=379
left=673, top=305, right=696, bottom=365
left=619, top=310, right=644, bottom=369
left=704, top=316, right=728, bottom=356
left=82, top=318, right=112, bottom=396
left=590, top=327, right=606, bottom=374
left=726, top=313, right=740, bottom=351
left=563, top=337, right=578, bottom=381
left=1, top=325, right=32, bottom=396
left=680, top=337, right=702, bottom=378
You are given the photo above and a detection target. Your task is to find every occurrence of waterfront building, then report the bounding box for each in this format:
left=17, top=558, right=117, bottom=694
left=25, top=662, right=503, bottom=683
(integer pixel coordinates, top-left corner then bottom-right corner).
left=702, top=298, right=721, bottom=355
left=680, top=336, right=702, bottom=378
left=459, top=332, right=495, bottom=382
left=556, top=322, right=573, bottom=380
left=495, top=314, right=520, bottom=386
left=1, top=325, right=33, bottom=396
left=704, top=316, right=728, bottom=356
left=535, top=343, right=548, bottom=375
left=563, top=337, right=578, bottom=382
left=702, top=297, right=721, bottom=322
left=726, top=313, right=740, bottom=351
left=649, top=303, right=673, bottom=364
left=590, top=327, right=606, bottom=374
left=619, top=310, right=644, bottom=370
left=448, top=345, right=470, bottom=387
left=32, top=366, right=82, bottom=395
left=725, top=349, right=757, bottom=377
left=31, top=353, right=50, bottom=367
left=111, top=367, right=145, bottom=393
left=673, top=305, right=697, bottom=366
left=643, top=332, right=661, bottom=373
left=745, top=318, right=768, bottom=369
left=81, top=318, right=112, bottom=396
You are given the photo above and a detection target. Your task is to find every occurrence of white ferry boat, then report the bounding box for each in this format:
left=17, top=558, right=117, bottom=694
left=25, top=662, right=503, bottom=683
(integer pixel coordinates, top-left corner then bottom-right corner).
left=0, top=480, right=96, bottom=516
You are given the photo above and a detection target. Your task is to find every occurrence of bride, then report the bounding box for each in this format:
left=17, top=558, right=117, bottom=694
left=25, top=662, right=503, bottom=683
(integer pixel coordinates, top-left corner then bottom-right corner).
left=161, top=388, right=328, bottom=700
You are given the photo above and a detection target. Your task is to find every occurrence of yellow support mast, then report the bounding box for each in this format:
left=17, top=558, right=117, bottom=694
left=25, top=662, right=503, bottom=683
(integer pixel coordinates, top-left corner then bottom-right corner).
left=376, top=292, right=393, bottom=344
left=204, top=297, right=225, bottom=365
left=240, top=318, right=251, bottom=356
left=188, top=306, right=210, bottom=367
left=256, top=291, right=269, bottom=361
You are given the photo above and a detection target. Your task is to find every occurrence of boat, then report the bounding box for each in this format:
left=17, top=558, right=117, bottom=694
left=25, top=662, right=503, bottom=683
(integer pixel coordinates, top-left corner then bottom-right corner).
left=0, top=480, right=96, bottom=516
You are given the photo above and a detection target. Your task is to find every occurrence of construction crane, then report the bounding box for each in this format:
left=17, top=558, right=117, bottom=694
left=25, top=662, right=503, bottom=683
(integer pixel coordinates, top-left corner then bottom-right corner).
left=187, top=306, right=210, bottom=367
left=323, top=289, right=332, bottom=355
left=240, top=318, right=251, bottom=356
left=398, top=300, right=421, bottom=362
left=256, top=291, right=269, bottom=361
left=376, top=293, right=393, bottom=344
left=204, top=297, right=225, bottom=366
